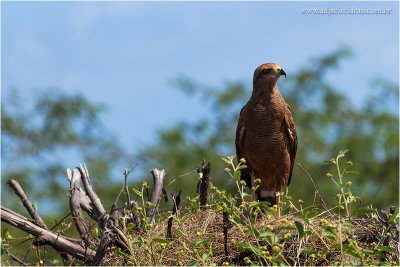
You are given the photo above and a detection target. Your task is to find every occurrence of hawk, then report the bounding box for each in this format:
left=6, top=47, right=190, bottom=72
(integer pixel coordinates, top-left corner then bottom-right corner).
left=235, top=63, right=297, bottom=214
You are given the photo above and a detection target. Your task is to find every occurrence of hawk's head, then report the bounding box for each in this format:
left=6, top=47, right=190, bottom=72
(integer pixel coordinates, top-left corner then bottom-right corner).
left=253, top=63, right=286, bottom=87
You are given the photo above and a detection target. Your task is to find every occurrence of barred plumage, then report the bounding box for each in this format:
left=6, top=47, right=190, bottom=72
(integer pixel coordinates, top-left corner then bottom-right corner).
left=235, top=63, right=297, bottom=207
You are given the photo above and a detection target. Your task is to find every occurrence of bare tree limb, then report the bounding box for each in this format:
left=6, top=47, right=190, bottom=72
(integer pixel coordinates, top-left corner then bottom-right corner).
left=78, top=164, right=106, bottom=224
left=67, top=169, right=96, bottom=220
left=147, top=169, right=166, bottom=225
left=68, top=168, right=96, bottom=245
left=1, top=206, right=95, bottom=262
left=7, top=179, right=48, bottom=229
left=7, top=179, right=72, bottom=262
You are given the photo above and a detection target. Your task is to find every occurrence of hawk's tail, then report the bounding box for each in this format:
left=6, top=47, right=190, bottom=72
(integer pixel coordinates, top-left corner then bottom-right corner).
left=256, top=191, right=277, bottom=206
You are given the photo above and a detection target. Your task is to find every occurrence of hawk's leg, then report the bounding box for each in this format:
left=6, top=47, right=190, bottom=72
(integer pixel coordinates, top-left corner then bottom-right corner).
left=276, top=193, right=281, bottom=218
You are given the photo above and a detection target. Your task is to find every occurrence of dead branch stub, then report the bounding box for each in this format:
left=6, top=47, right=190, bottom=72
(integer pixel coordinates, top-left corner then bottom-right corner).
left=197, top=160, right=211, bottom=210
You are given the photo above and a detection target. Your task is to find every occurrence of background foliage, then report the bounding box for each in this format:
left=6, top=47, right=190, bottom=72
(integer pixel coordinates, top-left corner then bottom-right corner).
left=1, top=47, right=398, bottom=220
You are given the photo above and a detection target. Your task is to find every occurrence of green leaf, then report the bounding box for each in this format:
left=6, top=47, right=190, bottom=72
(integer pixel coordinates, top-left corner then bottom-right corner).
left=306, top=210, right=319, bottom=220
left=201, top=253, right=209, bottom=262
left=389, top=210, right=399, bottom=222
left=220, top=157, right=231, bottom=164
left=233, top=171, right=240, bottom=181
left=340, top=220, right=353, bottom=227
left=236, top=165, right=247, bottom=170
left=176, top=230, right=186, bottom=237
left=300, top=248, right=314, bottom=255
left=351, top=207, right=376, bottom=216
left=260, top=231, right=279, bottom=245
left=130, top=239, right=143, bottom=245
left=345, top=170, right=359, bottom=175
left=215, top=204, right=224, bottom=211
left=187, top=260, right=198, bottom=266
left=131, top=187, right=142, bottom=197
left=338, top=149, right=350, bottom=158
left=295, top=221, right=305, bottom=237
left=195, top=239, right=210, bottom=247
left=298, top=212, right=310, bottom=224
left=363, top=249, right=380, bottom=256
left=153, top=238, right=168, bottom=244
left=378, top=245, right=396, bottom=254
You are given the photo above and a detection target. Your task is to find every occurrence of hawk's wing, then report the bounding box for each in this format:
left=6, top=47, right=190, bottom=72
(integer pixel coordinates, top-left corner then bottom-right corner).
left=284, top=105, right=298, bottom=185
left=235, top=106, right=252, bottom=188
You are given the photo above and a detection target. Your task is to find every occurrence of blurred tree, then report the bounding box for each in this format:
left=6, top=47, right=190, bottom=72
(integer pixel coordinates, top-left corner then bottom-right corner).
left=1, top=47, right=398, bottom=216
left=139, top=47, right=399, bottom=208
left=1, top=88, right=132, bottom=216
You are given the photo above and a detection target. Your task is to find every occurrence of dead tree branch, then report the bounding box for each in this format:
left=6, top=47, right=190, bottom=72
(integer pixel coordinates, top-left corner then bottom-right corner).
left=7, top=179, right=72, bottom=262
left=147, top=169, right=166, bottom=225
left=197, top=160, right=211, bottom=210
left=68, top=168, right=96, bottom=245
left=78, top=164, right=106, bottom=225
left=1, top=206, right=95, bottom=262
left=7, top=179, right=47, bottom=229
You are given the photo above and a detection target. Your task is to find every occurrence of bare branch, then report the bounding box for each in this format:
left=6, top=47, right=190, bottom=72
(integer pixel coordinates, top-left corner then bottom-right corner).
left=124, top=168, right=132, bottom=210
left=68, top=168, right=96, bottom=244
left=147, top=169, right=166, bottom=225
left=78, top=164, right=106, bottom=224
left=7, top=179, right=47, bottom=229
left=1, top=206, right=95, bottom=262
left=7, top=179, right=72, bottom=262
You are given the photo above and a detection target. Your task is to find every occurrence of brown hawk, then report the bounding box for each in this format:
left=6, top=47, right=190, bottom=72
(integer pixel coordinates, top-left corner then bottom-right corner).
left=235, top=63, right=297, bottom=213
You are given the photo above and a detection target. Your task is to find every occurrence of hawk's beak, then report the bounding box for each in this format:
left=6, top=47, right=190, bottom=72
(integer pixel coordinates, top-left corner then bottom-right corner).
left=280, top=69, right=286, bottom=78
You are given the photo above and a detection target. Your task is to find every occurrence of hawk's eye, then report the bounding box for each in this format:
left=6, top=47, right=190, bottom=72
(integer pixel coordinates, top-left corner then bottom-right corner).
left=262, top=68, right=272, bottom=75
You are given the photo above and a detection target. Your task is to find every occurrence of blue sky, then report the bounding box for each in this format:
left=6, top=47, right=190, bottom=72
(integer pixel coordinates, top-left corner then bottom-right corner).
left=2, top=1, right=399, bottom=152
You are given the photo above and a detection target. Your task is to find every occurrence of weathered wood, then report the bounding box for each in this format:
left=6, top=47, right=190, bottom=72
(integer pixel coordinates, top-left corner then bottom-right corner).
left=1, top=206, right=95, bottom=262
left=7, top=179, right=72, bottom=262
left=197, top=160, right=211, bottom=210
left=78, top=164, right=106, bottom=225
left=67, top=168, right=96, bottom=220
left=68, top=168, right=96, bottom=244
left=89, top=236, right=110, bottom=266
left=147, top=169, right=166, bottom=225
left=7, top=179, right=48, bottom=229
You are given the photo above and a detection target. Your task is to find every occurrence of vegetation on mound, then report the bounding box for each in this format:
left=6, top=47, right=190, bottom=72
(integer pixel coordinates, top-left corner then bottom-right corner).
left=1, top=151, right=398, bottom=266
left=100, top=151, right=398, bottom=266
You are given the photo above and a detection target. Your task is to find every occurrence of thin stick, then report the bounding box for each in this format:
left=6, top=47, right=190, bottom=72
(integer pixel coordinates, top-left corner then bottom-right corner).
left=297, top=163, right=328, bottom=210
left=167, top=191, right=182, bottom=240
left=124, top=168, right=132, bottom=210
left=7, top=180, right=48, bottom=229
